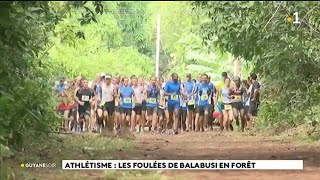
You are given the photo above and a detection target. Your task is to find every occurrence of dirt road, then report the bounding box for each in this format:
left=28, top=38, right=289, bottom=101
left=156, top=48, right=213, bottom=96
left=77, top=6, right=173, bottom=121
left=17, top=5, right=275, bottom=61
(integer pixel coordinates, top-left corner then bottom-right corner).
left=18, top=130, right=320, bottom=180
left=125, top=131, right=320, bottom=180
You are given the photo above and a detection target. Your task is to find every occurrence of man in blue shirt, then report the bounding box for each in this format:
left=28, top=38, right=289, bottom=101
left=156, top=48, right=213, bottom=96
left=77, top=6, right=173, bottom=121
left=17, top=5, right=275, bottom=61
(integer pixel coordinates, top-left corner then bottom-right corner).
left=145, top=77, right=160, bottom=132
left=164, top=73, right=182, bottom=134
left=118, top=77, right=135, bottom=130
left=194, top=74, right=213, bottom=132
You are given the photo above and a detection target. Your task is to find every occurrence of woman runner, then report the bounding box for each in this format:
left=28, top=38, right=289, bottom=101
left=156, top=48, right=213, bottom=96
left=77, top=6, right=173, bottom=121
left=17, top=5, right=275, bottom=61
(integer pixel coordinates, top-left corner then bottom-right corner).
left=131, top=77, right=143, bottom=132
left=138, top=77, right=147, bottom=131
left=220, top=78, right=234, bottom=131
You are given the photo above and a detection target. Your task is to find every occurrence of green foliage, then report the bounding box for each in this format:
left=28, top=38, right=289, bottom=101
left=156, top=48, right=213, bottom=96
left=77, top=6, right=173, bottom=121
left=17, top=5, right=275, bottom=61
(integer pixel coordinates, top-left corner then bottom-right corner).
left=0, top=2, right=59, bottom=148
left=114, top=2, right=153, bottom=56
left=48, top=2, right=154, bottom=79
left=194, top=1, right=320, bottom=129
left=0, top=2, right=105, bottom=178
left=148, top=2, right=231, bottom=79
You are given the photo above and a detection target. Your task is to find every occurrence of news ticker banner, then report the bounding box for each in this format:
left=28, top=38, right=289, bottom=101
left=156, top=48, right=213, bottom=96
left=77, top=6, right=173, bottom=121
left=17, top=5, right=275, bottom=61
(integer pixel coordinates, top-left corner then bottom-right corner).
left=62, top=160, right=303, bottom=170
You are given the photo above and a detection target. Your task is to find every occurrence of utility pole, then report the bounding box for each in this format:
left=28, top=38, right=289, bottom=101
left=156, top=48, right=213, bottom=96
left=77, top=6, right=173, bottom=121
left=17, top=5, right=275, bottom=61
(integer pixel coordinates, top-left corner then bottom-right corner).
left=155, top=15, right=161, bottom=78
left=234, top=57, right=242, bottom=78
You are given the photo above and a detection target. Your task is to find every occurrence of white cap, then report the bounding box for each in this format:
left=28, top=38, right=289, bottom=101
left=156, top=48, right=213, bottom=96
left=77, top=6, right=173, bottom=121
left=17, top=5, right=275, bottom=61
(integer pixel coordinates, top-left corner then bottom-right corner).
left=100, top=73, right=106, bottom=77
left=105, top=75, right=111, bottom=79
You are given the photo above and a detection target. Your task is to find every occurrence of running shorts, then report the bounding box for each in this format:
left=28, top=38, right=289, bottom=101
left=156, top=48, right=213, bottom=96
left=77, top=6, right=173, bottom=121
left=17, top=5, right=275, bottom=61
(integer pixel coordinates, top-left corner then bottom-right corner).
left=78, top=106, right=91, bottom=119
left=249, top=101, right=259, bottom=116
left=142, top=100, right=147, bottom=111
left=232, top=102, right=244, bottom=111
left=133, top=105, right=142, bottom=115
left=98, top=101, right=115, bottom=115
left=196, top=105, right=209, bottom=116
left=120, top=107, right=132, bottom=116
left=157, top=107, right=165, bottom=118
left=146, top=106, right=157, bottom=116
left=167, top=101, right=180, bottom=111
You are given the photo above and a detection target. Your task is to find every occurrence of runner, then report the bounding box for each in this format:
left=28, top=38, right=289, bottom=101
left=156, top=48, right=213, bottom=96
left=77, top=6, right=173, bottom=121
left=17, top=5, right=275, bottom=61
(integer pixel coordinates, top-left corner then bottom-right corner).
left=97, top=75, right=116, bottom=132
left=73, top=76, right=82, bottom=132
left=157, top=79, right=167, bottom=133
left=75, top=76, right=82, bottom=91
left=145, top=77, right=159, bottom=133
left=118, top=77, right=135, bottom=130
left=180, top=91, right=188, bottom=132
left=164, top=73, right=182, bottom=134
left=248, top=73, right=260, bottom=129
left=231, top=76, right=246, bottom=131
left=57, top=94, right=69, bottom=131
left=92, top=74, right=102, bottom=132
left=183, top=73, right=196, bottom=132
left=161, top=78, right=170, bottom=129
left=75, top=78, right=95, bottom=132
left=95, top=73, right=105, bottom=132
left=131, top=77, right=143, bottom=132
left=194, top=74, right=213, bottom=132
left=112, top=77, right=121, bottom=131
left=243, top=79, right=251, bottom=129
left=139, top=77, right=147, bottom=131
left=220, top=77, right=234, bottom=131
left=193, top=74, right=202, bottom=131
left=130, top=75, right=136, bottom=85
left=216, top=72, right=228, bottom=130
left=65, top=81, right=77, bottom=131
left=197, top=74, right=202, bottom=84
left=207, top=75, right=215, bottom=131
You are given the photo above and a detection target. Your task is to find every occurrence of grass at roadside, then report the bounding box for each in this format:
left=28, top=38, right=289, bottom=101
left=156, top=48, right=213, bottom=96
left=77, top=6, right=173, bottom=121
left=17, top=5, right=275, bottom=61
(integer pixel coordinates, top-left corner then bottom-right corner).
left=2, top=133, right=160, bottom=180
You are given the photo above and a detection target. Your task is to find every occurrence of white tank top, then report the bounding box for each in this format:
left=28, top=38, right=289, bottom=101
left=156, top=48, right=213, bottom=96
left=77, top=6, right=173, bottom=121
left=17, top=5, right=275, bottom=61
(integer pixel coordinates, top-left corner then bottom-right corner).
left=133, top=86, right=143, bottom=104
left=101, top=83, right=114, bottom=102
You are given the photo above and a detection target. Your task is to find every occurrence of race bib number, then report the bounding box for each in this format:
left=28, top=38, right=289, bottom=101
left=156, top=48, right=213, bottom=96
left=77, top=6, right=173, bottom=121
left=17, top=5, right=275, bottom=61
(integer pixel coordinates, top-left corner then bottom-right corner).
left=171, top=95, right=178, bottom=100
left=149, top=98, right=156, bottom=104
left=224, top=104, right=232, bottom=110
left=234, top=95, right=241, bottom=101
left=188, top=99, right=195, bottom=105
left=124, top=98, right=132, bottom=103
left=201, top=94, right=208, bottom=101
left=82, top=95, right=90, bottom=101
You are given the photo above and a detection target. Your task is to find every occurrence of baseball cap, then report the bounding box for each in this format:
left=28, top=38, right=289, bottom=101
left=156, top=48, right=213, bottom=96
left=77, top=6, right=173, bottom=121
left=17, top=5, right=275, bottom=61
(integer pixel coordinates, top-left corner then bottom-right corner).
left=100, top=73, right=106, bottom=77
left=105, top=75, right=111, bottom=79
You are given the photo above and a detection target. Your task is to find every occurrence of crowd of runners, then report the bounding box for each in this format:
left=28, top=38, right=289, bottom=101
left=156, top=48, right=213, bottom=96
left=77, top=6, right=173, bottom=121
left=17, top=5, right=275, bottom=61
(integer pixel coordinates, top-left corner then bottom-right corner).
left=55, top=72, right=260, bottom=134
